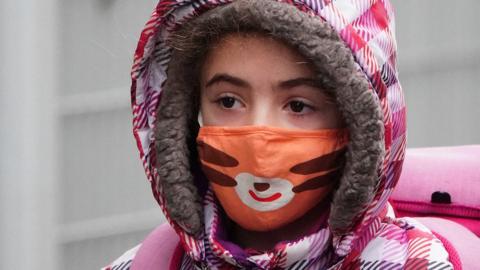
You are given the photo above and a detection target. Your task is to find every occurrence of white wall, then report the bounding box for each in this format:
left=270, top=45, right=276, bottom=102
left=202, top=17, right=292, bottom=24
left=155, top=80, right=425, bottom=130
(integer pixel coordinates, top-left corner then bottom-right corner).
left=392, top=0, right=480, bottom=147
left=0, top=0, right=59, bottom=269
left=56, top=1, right=164, bottom=269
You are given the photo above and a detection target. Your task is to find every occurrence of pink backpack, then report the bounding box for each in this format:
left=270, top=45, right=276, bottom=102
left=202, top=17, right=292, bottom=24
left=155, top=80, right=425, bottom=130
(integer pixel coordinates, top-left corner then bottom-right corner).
left=391, top=145, right=480, bottom=236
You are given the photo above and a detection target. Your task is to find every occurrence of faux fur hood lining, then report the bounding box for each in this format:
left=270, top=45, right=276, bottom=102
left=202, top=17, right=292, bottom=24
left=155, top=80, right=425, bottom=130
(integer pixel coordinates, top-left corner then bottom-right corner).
left=154, top=0, right=384, bottom=237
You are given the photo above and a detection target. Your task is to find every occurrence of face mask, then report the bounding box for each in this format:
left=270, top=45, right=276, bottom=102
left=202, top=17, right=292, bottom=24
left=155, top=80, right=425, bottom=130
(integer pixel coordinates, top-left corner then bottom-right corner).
left=196, top=125, right=348, bottom=231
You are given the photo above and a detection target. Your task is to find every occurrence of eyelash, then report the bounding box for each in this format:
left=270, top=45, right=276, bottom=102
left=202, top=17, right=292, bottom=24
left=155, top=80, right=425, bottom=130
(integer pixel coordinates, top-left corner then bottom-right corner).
left=285, top=99, right=316, bottom=117
left=215, top=94, right=243, bottom=109
left=213, top=95, right=317, bottom=117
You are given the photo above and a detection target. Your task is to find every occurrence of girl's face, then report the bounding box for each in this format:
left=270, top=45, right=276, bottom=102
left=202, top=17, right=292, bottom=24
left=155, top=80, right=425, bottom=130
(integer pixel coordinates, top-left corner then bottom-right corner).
left=200, top=34, right=343, bottom=130
left=198, top=34, right=347, bottom=232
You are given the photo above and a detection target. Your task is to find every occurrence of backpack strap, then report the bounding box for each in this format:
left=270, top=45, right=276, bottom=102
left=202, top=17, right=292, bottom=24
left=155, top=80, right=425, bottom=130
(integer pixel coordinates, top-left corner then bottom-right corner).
left=131, top=223, right=183, bottom=270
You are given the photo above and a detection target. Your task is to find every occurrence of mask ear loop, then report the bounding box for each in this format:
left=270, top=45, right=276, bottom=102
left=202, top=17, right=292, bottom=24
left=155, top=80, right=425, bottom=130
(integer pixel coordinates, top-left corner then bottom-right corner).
left=198, top=111, right=204, bottom=127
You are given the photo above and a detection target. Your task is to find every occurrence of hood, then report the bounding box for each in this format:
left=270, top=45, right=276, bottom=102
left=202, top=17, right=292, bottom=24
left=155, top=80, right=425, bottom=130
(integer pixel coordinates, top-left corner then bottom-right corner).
left=130, top=0, right=405, bottom=265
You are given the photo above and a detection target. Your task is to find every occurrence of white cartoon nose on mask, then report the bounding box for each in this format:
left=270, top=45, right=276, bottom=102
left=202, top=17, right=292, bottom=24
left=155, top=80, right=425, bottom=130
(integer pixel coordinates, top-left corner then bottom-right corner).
left=235, top=172, right=295, bottom=211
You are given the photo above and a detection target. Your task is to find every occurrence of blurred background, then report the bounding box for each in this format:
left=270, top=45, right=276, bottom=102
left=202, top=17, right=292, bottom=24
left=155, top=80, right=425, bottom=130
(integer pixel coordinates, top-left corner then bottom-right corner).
left=0, top=0, right=478, bottom=269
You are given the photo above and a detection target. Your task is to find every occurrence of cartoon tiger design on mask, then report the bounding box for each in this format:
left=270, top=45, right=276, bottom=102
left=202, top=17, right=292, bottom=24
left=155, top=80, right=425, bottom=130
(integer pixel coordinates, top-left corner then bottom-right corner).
left=197, top=126, right=348, bottom=231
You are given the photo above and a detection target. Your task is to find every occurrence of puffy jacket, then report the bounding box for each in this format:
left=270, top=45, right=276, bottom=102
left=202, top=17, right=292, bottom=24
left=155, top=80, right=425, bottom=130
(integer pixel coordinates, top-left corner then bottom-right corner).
left=104, top=0, right=459, bottom=269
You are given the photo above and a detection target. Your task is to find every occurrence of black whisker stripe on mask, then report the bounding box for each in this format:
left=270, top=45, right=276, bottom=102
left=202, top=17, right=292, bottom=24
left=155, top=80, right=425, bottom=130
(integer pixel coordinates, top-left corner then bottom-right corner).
left=201, top=164, right=237, bottom=187
left=292, top=169, right=342, bottom=193
left=197, top=140, right=239, bottom=167
left=290, top=148, right=347, bottom=175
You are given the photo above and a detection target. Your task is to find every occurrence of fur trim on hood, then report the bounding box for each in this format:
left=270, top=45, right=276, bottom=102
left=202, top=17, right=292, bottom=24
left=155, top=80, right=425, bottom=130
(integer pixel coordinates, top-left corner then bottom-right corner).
left=155, top=0, right=385, bottom=237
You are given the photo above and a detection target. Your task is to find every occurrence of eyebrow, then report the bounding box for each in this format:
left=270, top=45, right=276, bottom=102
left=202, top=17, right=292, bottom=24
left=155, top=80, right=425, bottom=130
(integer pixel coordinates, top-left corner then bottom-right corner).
left=278, top=77, right=322, bottom=90
left=205, top=74, right=250, bottom=88
left=204, top=73, right=323, bottom=91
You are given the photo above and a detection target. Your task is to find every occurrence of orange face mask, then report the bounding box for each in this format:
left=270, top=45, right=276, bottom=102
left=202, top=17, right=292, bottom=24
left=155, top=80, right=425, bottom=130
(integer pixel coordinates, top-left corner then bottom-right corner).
left=196, top=126, right=348, bottom=231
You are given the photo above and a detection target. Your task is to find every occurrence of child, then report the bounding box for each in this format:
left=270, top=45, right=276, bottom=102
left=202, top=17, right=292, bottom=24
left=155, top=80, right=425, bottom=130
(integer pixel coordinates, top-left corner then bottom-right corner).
left=105, top=0, right=457, bottom=269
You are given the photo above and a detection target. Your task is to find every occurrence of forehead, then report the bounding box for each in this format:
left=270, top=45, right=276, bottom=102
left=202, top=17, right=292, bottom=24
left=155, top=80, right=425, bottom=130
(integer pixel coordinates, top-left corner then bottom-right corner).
left=200, top=33, right=316, bottom=82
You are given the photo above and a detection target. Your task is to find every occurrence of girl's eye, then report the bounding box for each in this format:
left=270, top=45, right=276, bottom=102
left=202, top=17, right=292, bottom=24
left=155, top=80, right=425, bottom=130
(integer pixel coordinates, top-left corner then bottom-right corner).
left=288, top=100, right=313, bottom=114
left=221, top=97, right=236, bottom=108
left=289, top=100, right=306, bottom=113
left=216, top=96, right=242, bottom=109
